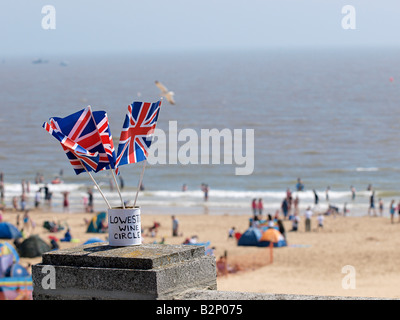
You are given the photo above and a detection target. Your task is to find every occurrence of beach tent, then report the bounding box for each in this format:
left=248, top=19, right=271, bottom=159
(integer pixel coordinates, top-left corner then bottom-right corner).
left=258, top=228, right=287, bottom=248
left=5, top=263, right=30, bottom=278
left=0, top=222, right=22, bottom=239
left=17, top=235, right=51, bottom=258
left=237, top=227, right=262, bottom=246
left=86, top=212, right=107, bottom=233
left=0, top=242, right=20, bottom=277
left=0, top=242, right=32, bottom=300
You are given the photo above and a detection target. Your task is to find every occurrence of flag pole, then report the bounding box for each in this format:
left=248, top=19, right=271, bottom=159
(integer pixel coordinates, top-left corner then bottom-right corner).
left=79, top=160, right=111, bottom=209
left=111, top=169, right=125, bottom=209
left=133, top=159, right=147, bottom=207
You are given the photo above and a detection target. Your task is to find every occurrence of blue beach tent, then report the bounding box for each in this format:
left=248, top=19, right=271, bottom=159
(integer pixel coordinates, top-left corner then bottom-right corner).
left=0, top=222, right=22, bottom=239
left=86, top=212, right=107, bottom=233
left=237, top=227, right=262, bottom=246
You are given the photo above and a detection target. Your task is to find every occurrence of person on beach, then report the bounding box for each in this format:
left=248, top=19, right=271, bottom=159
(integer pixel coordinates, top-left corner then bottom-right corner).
left=62, top=191, right=70, bottom=212
left=40, top=184, right=52, bottom=206
left=389, top=200, right=395, bottom=224
left=313, top=189, right=319, bottom=208
left=317, top=213, right=324, bottom=231
left=368, top=191, right=377, bottom=216
left=23, top=210, right=34, bottom=236
left=379, top=198, right=384, bottom=216
left=281, top=197, right=289, bottom=219
left=305, top=206, right=313, bottom=232
left=277, top=219, right=286, bottom=241
left=34, top=189, right=41, bottom=209
left=20, top=193, right=26, bottom=211
left=201, top=183, right=209, bottom=201
left=172, top=215, right=179, bottom=237
left=289, top=213, right=300, bottom=231
left=228, top=227, right=235, bottom=238
left=343, top=202, right=348, bottom=216
left=12, top=196, right=18, bottom=211
left=257, top=198, right=263, bottom=216
left=325, top=186, right=330, bottom=201
left=286, top=188, right=292, bottom=199
left=350, top=185, right=356, bottom=200
left=296, top=178, right=304, bottom=191
left=87, top=189, right=93, bottom=213
left=293, top=196, right=299, bottom=217
left=251, top=198, right=257, bottom=217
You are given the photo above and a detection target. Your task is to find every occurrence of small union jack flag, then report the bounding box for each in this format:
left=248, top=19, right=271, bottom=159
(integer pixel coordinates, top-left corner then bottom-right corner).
left=42, top=121, right=100, bottom=172
left=115, top=100, right=162, bottom=170
left=44, top=106, right=113, bottom=175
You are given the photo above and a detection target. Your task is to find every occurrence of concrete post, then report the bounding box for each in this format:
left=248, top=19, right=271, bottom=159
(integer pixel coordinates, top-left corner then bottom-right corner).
left=32, top=243, right=217, bottom=300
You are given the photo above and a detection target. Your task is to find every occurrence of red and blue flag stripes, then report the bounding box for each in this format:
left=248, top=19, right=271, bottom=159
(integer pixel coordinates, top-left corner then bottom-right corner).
left=42, top=121, right=100, bottom=173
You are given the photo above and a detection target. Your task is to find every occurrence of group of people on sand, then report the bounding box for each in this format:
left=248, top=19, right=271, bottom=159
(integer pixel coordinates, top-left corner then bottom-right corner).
left=366, top=185, right=400, bottom=223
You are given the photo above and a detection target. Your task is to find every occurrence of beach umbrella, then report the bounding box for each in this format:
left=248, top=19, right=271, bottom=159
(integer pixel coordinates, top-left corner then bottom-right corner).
left=0, top=222, right=22, bottom=239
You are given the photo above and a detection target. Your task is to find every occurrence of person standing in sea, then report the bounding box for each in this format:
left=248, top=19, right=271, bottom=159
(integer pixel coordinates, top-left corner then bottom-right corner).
left=313, top=189, right=319, bottom=209
left=257, top=198, right=263, bottom=217
left=296, top=178, right=304, bottom=191
left=325, top=186, right=330, bottom=201
left=251, top=199, right=257, bottom=218
left=293, top=196, right=300, bottom=218
left=87, top=188, right=94, bottom=213
left=368, top=190, right=377, bottom=216
left=350, top=185, right=356, bottom=200
left=389, top=200, right=395, bottom=224
left=379, top=198, right=384, bottom=216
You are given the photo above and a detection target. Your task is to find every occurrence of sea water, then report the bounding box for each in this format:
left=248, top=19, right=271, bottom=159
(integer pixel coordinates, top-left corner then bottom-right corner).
left=1, top=47, right=399, bottom=215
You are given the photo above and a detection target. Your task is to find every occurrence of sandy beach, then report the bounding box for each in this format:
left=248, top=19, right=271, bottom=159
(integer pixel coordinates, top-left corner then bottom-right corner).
left=2, top=205, right=400, bottom=300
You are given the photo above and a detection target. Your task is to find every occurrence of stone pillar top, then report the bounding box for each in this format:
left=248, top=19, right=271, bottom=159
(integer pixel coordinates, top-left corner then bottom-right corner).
left=41, top=243, right=205, bottom=270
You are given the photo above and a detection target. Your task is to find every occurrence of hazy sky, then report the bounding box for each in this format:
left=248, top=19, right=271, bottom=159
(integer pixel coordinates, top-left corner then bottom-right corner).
left=1, top=0, right=399, bottom=56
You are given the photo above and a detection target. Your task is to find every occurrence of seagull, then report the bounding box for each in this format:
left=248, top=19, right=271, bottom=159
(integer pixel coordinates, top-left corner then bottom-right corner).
left=155, top=80, right=175, bottom=105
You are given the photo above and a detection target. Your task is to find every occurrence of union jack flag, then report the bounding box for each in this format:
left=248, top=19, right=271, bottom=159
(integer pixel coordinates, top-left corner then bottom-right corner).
left=42, top=121, right=100, bottom=172
left=115, top=100, right=162, bottom=170
left=44, top=106, right=113, bottom=175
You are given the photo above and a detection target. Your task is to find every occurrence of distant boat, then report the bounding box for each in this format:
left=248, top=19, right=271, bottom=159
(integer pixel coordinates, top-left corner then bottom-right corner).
left=32, top=58, right=48, bottom=64
left=59, top=61, right=69, bottom=67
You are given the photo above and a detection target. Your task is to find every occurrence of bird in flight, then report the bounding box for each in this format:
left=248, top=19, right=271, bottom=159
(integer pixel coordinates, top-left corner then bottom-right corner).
left=155, top=80, right=175, bottom=105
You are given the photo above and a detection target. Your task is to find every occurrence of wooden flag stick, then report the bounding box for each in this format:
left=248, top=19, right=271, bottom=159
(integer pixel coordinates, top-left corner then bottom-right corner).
left=133, top=159, right=147, bottom=207
left=79, top=160, right=111, bottom=209
left=111, top=169, right=125, bottom=209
